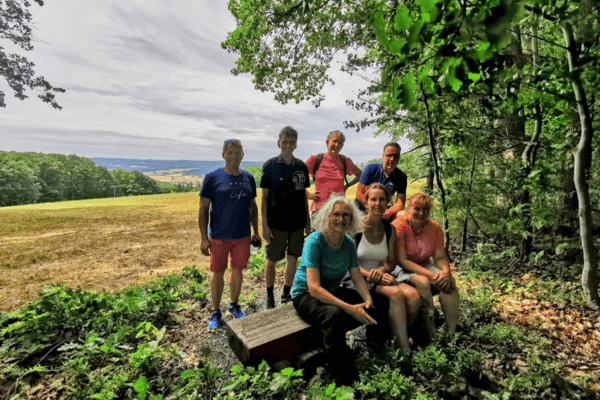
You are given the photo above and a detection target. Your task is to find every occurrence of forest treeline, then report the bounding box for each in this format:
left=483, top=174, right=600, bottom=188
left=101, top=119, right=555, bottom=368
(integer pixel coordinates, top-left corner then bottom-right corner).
left=0, top=151, right=199, bottom=207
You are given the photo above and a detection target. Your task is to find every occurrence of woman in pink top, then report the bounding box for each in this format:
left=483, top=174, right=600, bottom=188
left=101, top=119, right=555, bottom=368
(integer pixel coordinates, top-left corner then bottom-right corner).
left=393, top=193, right=460, bottom=335
left=306, top=130, right=362, bottom=212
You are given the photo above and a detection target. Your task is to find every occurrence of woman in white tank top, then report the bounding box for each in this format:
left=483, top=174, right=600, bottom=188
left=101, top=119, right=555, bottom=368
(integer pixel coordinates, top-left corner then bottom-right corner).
left=353, top=184, right=421, bottom=352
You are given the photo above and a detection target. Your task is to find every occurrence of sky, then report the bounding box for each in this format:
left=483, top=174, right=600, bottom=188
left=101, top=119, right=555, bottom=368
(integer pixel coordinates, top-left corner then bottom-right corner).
left=0, top=1, right=411, bottom=163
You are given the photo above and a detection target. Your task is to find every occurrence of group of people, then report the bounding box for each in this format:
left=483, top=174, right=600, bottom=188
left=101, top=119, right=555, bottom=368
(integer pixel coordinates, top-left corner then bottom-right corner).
left=198, top=127, right=460, bottom=370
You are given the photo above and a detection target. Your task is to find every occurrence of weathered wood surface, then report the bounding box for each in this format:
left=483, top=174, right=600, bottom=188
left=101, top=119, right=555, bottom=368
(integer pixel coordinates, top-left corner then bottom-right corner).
left=225, top=305, right=320, bottom=366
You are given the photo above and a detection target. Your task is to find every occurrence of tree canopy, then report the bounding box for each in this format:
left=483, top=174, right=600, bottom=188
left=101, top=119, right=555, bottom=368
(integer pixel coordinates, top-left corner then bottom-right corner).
left=0, top=0, right=64, bottom=108
left=224, top=0, right=600, bottom=305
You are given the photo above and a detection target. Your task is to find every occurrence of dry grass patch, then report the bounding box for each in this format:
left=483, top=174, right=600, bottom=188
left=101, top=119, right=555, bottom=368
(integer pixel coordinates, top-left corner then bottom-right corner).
left=0, top=193, right=207, bottom=311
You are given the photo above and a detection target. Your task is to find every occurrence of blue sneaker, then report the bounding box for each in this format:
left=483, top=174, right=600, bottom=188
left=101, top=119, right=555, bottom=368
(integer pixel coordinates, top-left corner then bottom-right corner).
left=208, top=310, right=222, bottom=331
left=227, top=302, right=246, bottom=319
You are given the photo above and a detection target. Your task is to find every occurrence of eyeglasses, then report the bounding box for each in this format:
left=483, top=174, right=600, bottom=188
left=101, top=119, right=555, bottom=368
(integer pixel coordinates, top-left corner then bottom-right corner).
left=330, top=212, right=352, bottom=219
left=383, top=153, right=400, bottom=159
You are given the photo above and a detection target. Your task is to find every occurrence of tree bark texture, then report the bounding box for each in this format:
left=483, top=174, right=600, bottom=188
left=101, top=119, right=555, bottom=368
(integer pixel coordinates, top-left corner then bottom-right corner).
left=421, top=89, right=451, bottom=253
left=561, top=23, right=599, bottom=306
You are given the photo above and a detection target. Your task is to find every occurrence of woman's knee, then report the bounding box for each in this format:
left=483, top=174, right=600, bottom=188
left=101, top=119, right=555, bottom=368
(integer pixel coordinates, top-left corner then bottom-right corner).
left=384, top=286, right=405, bottom=303
left=400, top=284, right=420, bottom=305
left=411, top=275, right=432, bottom=293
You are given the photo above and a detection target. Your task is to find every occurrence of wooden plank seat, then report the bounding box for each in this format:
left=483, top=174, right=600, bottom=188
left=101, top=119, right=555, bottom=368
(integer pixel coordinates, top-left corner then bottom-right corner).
left=225, top=305, right=324, bottom=369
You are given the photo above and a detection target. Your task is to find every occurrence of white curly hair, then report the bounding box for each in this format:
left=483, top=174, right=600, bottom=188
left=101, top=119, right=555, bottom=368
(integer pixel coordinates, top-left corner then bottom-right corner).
left=313, top=195, right=363, bottom=236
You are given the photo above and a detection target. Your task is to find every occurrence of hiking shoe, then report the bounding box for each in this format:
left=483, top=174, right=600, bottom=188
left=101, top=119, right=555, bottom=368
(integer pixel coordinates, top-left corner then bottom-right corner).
left=266, top=296, right=276, bottom=310
left=208, top=310, right=222, bottom=331
left=227, top=303, right=246, bottom=319
left=280, top=294, right=292, bottom=304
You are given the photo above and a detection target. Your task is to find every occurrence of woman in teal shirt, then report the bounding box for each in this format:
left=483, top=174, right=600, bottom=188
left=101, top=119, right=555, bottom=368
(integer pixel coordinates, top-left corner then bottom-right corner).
left=292, top=195, right=387, bottom=383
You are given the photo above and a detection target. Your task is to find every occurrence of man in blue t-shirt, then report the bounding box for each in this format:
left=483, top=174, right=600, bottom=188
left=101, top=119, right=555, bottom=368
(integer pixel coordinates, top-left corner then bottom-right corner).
left=260, top=127, right=310, bottom=309
left=199, top=139, right=261, bottom=331
left=354, top=142, right=407, bottom=220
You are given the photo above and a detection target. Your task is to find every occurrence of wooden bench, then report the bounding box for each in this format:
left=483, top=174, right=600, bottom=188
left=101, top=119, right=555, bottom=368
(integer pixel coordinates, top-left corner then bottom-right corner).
left=225, top=305, right=324, bottom=370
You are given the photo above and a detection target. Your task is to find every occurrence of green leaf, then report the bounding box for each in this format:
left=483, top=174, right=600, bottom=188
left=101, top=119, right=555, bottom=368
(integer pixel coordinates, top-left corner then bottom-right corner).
left=390, top=38, right=406, bottom=55
left=335, top=385, right=355, bottom=400
left=476, top=41, right=493, bottom=61
left=398, top=73, right=417, bottom=108
left=134, top=376, right=149, bottom=400
left=373, top=10, right=389, bottom=47
left=394, top=5, right=412, bottom=32
left=407, top=18, right=424, bottom=45
left=417, top=0, right=440, bottom=23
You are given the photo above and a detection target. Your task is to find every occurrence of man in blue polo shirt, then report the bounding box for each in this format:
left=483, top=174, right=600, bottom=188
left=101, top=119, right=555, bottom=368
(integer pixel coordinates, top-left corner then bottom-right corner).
left=354, top=142, right=407, bottom=220
left=260, top=127, right=310, bottom=309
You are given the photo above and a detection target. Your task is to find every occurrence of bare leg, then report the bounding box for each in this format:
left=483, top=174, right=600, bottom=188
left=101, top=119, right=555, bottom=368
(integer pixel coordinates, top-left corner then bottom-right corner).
left=399, top=283, right=420, bottom=326
left=210, top=272, right=224, bottom=310
left=284, top=255, right=298, bottom=287
left=376, top=285, right=410, bottom=352
left=265, top=259, right=277, bottom=288
left=230, top=269, right=244, bottom=304
left=410, top=275, right=437, bottom=339
left=439, top=288, right=460, bottom=334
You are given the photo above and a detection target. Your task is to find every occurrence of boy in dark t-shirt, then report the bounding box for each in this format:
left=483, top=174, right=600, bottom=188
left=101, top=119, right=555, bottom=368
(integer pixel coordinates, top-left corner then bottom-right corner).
left=260, top=127, right=310, bottom=308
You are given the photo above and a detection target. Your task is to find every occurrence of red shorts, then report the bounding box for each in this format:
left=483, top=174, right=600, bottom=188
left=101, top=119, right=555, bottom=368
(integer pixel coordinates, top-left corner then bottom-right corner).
left=209, top=236, right=251, bottom=273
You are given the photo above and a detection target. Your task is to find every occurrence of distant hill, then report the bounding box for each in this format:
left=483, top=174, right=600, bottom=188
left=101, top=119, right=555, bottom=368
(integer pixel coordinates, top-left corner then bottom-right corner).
left=91, top=158, right=263, bottom=177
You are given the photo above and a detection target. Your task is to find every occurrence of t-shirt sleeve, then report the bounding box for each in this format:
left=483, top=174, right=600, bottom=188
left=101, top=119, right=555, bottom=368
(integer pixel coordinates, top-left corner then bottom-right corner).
left=306, top=155, right=317, bottom=177
left=199, top=173, right=214, bottom=199
left=359, top=164, right=375, bottom=185
left=303, top=234, right=322, bottom=269
left=346, top=157, right=359, bottom=175
left=259, top=162, right=270, bottom=189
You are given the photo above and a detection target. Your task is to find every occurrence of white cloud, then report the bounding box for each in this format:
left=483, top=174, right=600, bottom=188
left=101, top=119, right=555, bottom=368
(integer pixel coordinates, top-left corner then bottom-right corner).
left=0, top=0, right=410, bottom=163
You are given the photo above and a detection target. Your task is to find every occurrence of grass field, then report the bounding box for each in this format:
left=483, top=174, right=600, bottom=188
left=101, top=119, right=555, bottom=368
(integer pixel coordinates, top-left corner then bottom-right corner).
left=0, top=182, right=424, bottom=311
left=0, top=193, right=206, bottom=311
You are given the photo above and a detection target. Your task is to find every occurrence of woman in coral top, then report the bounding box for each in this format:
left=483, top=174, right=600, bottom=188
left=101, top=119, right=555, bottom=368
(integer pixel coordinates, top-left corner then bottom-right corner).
left=393, top=193, right=460, bottom=334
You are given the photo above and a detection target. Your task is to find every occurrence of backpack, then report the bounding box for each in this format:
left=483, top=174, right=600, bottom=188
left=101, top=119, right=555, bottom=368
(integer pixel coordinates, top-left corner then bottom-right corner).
left=312, top=153, right=349, bottom=185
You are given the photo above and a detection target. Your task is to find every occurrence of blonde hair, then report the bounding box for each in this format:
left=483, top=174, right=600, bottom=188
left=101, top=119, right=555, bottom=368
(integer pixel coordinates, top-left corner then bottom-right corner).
left=313, top=195, right=363, bottom=236
left=408, top=193, right=433, bottom=210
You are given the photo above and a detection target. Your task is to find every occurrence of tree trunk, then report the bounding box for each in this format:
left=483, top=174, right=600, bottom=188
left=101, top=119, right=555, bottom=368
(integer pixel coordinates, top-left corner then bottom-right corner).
left=462, top=139, right=478, bottom=252
left=561, top=23, right=600, bottom=306
left=421, top=89, right=451, bottom=253
left=520, top=25, right=542, bottom=261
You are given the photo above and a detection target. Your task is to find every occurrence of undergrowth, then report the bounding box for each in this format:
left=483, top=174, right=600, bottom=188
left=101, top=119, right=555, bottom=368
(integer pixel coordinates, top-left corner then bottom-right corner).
left=1, top=260, right=597, bottom=399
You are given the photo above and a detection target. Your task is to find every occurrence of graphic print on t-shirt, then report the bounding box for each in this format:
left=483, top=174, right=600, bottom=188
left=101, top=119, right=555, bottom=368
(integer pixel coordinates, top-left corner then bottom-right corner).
left=292, top=170, right=307, bottom=191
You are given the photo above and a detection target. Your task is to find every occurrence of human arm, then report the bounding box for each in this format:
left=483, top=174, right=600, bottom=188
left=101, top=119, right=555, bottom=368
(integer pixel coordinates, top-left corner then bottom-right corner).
left=307, top=267, right=376, bottom=325
left=431, top=230, right=456, bottom=293
left=199, top=196, right=212, bottom=256
left=355, top=182, right=368, bottom=208
left=383, top=194, right=406, bottom=220
left=304, top=190, right=311, bottom=236
left=261, top=188, right=273, bottom=241
left=306, top=189, right=321, bottom=202
left=250, top=198, right=261, bottom=244
left=344, top=167, right=362, bottom=192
